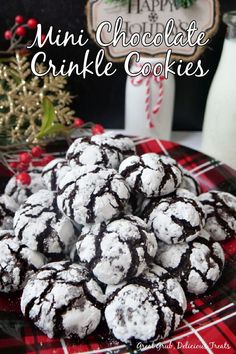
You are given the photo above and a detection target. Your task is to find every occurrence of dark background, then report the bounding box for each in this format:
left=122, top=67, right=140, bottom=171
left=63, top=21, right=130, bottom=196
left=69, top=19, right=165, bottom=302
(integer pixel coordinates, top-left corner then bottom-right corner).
left=0, top=0, right=235, bottom=130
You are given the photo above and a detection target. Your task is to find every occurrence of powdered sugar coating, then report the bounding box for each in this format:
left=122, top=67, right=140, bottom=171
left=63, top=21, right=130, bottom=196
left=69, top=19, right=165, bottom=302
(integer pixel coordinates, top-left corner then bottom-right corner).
left=5, top=171, right=45, bottom=205
left=143, top=191, right=205, bottom=244
left=199, top=191, right=236, bottom=241
left=0, top=194, right=18, bottom=230
left=155, top=230, right=225, bottom=295
left=92, top=133, right=136, bottom=161
left=0, top=229, right=15, bottom=240
left=75, top=215, right=157, bottom=285
left=174, top=188, right=200, bottom=200
left=0, top=231, right=46, bottom=292
left=67, top=134, right=135, bottom=170
left=42, top=158, right=71, bottom=191
left=21, top=261, right=105, bottom=339
left=119, top=153, right=183, bottom=198
left=57, top=165, right=130, bottom=225
left=13, top=190, right=75, bottom=258
left=179, top=168, right=201, bottom=196
left=135, top=188, right=200, bottom=218
left=105, top=264, right=186, bottom=343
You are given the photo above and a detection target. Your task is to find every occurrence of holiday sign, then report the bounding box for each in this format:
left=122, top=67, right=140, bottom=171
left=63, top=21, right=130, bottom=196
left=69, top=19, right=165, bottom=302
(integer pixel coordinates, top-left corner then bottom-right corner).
left=87, top=0, right=219, bottom=62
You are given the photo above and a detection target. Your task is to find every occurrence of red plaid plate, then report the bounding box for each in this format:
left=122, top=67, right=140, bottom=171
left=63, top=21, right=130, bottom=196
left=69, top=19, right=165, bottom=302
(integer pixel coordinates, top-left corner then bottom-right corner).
left=1, top=137, right=236, bottom=354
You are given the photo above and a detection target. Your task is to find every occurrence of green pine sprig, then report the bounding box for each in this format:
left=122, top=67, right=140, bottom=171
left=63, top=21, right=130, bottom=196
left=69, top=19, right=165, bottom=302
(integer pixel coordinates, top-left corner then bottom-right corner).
left=175, top=0, right=196, bottom=8
left=105, top=0, right=196, bottom=8
left=105, top=0, right=128, bottom=4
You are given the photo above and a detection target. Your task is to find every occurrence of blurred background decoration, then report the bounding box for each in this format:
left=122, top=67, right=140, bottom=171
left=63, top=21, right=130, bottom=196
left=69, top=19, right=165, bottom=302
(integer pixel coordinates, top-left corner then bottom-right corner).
left=0, top=0, right=235, bottom=133
left=202, top=10, right=236, bottom=169
left=105, top=0, right=196, bottom=7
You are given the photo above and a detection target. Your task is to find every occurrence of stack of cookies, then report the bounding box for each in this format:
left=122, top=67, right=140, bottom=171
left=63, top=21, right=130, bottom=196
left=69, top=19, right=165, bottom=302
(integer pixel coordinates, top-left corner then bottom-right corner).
left=0, top=132, right=235, bottom=344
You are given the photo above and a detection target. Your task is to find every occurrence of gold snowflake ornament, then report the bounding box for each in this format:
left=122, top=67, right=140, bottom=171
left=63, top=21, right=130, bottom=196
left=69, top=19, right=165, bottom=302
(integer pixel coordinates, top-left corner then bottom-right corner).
left=0, top=52, right=75, bottom=144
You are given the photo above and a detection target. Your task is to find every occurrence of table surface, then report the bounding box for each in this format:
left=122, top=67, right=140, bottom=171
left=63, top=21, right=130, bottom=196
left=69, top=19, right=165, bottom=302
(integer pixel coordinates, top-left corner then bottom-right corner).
left=171, top=131, right=202, bottom=151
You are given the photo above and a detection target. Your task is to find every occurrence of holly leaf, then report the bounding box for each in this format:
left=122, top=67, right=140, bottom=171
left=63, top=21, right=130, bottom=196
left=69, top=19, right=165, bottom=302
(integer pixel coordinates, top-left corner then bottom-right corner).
left=36, top=123, right=68, bottom=139
left=36, top=97, right=70, bottom=139
left=40, top=97, right=56, bottom=133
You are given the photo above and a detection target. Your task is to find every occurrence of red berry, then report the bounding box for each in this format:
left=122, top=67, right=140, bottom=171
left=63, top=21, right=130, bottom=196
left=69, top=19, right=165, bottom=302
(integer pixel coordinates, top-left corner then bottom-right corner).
left=15, top=15, right=25, bottom=24
left=9, top=161, right=18, bottom=169
left=4, top=30, right=13, bottom=40
left=31, top=146, right=45, bottom=158
left=41, top=155, right=54, bottom=166
left=19, top=152, right=32, bottom=164
left=27, top=18, right=38, bottom=29
left=31, top=160, right=42, bottom=167
left=92, top=124, right=105, bottom=135
left=16, top=172, right=31, bottom=185
left=16, top=26, right=26, bottom=37
left=17, top=162, right=29, bottom=172
left=74, top=118, right=85, bottom=128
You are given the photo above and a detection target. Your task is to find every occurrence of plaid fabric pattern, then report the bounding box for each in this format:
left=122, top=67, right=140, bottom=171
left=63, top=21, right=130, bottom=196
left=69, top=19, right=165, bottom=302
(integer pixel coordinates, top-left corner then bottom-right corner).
left=0, top=137, right=236, bottom=354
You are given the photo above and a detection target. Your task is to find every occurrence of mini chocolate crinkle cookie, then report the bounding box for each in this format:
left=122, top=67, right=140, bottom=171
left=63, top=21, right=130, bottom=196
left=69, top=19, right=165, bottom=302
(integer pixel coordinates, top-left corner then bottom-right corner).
left=174, top=188, right=200, bottom=199
left=0, top=229, right=15, bottom=241
left=0, top=194, right=18, bottom=230
left=179, top=168, right=201, bottom=196
left=0, top=230, right=46, bottom=293
left=74, top=215, right=157, bottom=285
left=5, top=171, right=45, bottom=205
left=42, top=158, right=71, bottom=191
left=129, top=193, right=147, bottom=216
left=143, top=190, right=205, bottom=244
left=57, top=165, right=130, bottom=225
left=92, top=132, right=136, bottom=162
left=137, top=188, right=199, bottom=216
left=105, top=264, right=187, bottom=343
left=119, top=153, right=183, bottom=198
left=136, top=188, right=197, bottom=217
left=66, top=134, right=135, bottom=170
left=13, top=189, right=76, bottom=259
left=155, top=230, right=225, bottom=295
left=0, top=230, right=14, bottom=240
left=21, top=261, right=105, bottom=339
left=198, top=191, right=236, bottom=241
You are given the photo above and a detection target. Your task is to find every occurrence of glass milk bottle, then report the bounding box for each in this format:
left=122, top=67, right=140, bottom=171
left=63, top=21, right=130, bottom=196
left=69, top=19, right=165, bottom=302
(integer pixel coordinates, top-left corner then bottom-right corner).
left=202, top=11, right=236, bottom=169
left=125, top=57, right=175, bottom=140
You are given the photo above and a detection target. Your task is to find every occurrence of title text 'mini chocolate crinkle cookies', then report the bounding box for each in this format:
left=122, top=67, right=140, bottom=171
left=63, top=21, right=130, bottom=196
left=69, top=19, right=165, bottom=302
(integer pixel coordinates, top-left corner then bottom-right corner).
left=74, top=215, right=157, bottom=285
left=57, top=165, right=130, bottom=225
left=199, top=191, right=236, bottom=241
left=119, top=153, right=183, bottom=198
left=42, top=158, right=71, bottom=191
left=155, top=230, right=225, bottom=295
left=105, top=265, right=186, bottom=343
left=143, top=190, right=205, bottom=244
left=66, top=133, right=136, bottom=170
left=14, top=189, right=75, bottom=259
left=0, top=230, right=46, bottom=293
left=0, top=194, right=19, bottom=230
left=21, top=261, right=105, bottom=339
